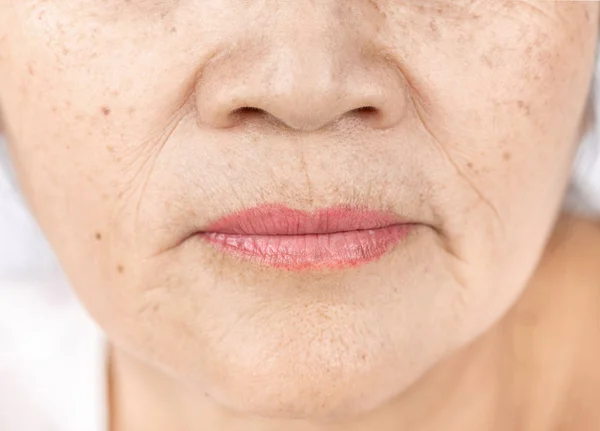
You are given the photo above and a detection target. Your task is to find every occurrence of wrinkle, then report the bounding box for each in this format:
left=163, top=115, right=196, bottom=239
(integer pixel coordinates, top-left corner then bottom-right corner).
left=116, top=97, right=194, bottom=259
left=414, top=96, right=504, bottom=235
left=298, top=145, right=314, bottom=207
left=238, top=128, right=276, bottom=207
left=411, top=0, right=569, bottom=27
left=403, top=75, right=506, bottom=266
left=495, top=0, right=568, bottom=29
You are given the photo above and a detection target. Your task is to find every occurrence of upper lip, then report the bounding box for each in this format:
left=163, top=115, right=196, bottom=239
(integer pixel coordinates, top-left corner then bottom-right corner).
left=201, top=203, right=408, bottom=236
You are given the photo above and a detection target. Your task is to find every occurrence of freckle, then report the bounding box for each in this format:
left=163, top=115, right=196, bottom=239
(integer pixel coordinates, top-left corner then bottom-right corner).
left=51, top=106, right=58, bottom=113
left=429, top=19, right=439, bottom=39
left=467, top=162, right=474, bottom=169
left=170, top=26, right=177, bottom=33
left=27, top=64, right=35, bottom=76
left=101, top=106, right=111, bottom=116
left=95, top=232, right=102, bottom=240
left=480, top=53, right=493, bottom=68
left=117, top=264, right=125, bottom=274
left=152, top=303, right=160, bottom=312
left=517, top=100, right=531, bottom=115
left=106, top=145, right=115, bottom=152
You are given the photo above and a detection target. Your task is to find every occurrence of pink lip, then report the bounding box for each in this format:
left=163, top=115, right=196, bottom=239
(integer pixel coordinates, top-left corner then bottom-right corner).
left=199, top=204, right=413, bottom=270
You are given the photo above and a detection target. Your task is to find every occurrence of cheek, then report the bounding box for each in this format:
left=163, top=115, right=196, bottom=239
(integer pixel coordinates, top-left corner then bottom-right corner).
left=386, top=4, right=599, bottom=332
left=419, top=7, right=597, bottom=229
left=0, top=5, right=171, bottom=277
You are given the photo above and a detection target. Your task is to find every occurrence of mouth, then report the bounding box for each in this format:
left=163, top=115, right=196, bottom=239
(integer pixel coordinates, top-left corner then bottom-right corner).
left=198, top=204, right=414, bottom=270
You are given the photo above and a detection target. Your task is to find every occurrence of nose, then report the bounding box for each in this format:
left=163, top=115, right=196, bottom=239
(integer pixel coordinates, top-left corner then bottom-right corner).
left=194, top=7, right=407, bottom=133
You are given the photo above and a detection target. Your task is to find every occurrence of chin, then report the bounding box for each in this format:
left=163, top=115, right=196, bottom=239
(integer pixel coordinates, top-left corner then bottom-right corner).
left=207, top=358, right=401, bottom=421
left=192, top=326, right=444, bottom=422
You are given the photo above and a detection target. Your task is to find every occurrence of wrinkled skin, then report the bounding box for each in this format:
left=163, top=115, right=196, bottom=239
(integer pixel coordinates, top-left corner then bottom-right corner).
left=0, top=0, right=598, bottom=426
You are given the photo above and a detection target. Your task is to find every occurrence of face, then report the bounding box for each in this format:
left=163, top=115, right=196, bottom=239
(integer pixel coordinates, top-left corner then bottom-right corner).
left=0, top=0, right=598, bottom=420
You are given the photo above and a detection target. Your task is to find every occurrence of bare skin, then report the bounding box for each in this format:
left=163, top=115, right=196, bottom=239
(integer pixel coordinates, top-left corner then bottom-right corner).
left=0, top=1, right=599, bottom=430
left=107, top=213, right=600, bottom=431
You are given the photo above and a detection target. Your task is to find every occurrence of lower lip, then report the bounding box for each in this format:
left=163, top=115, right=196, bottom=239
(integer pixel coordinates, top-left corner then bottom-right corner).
left=201, top=225, right=412, bottom=270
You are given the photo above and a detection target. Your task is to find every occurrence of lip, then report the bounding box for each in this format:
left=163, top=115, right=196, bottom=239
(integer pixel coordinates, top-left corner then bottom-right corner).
left=198, top=204, right=413, bottom=270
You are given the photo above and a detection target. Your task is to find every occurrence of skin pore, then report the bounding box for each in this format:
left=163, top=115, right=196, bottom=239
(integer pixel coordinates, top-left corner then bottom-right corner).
left=0, top=1, right=599, bottom=430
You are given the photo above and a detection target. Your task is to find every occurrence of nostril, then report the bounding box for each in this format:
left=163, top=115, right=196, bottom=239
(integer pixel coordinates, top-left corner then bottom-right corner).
left=228, top=106, right=271, bottom=126
left=227, top=105, right=382, bottom=130
left=353, top=106, right=378, bottom=115
left=233, top=106, right=263, bottom=114
left=350, top=106, right=380, bottom=122
left=231, top=106, right=265, bottom=118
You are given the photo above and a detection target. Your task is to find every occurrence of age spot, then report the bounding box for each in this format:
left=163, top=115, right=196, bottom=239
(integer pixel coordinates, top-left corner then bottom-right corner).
left=517, top=100, right=531, bottom=116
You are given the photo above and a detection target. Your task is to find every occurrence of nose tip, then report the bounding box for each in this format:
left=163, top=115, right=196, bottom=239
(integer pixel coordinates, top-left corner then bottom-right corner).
left=195, top=47, right=407, bottom=133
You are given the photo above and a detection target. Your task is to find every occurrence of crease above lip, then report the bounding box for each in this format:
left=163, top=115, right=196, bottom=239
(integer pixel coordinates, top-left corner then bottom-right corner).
left=200, top=203, right=410, bottom=236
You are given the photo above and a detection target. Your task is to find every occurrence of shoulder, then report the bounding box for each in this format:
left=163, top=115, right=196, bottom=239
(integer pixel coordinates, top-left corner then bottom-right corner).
left=521, top=213, right=600, bottom=336
left=534, top=213, right=600, bottom=429
left=542, top=212, right=600, bottom=274
left=537, top=213, right=600, bottom=361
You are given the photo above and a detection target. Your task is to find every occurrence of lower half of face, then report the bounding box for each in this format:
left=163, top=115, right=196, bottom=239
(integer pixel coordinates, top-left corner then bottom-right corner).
left=0, top=0, right=598, bottom=420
